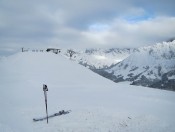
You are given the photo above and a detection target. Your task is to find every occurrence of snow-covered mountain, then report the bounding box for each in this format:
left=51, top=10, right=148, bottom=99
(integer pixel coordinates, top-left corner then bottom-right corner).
left=1, top=52, right=175, bottom=132
left=102, top=41, right=175, bottom=91
left=69, top=48, right=138, bottom=69
left=59, top=41, right=175, bottom=91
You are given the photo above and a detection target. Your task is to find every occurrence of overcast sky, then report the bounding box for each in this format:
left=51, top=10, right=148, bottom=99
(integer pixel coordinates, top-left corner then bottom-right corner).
left=0, top=0, right=175, bottom=54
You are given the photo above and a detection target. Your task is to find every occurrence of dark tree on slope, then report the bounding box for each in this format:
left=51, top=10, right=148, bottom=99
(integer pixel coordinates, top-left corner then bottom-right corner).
left=67, top=49, right=76, bottom=59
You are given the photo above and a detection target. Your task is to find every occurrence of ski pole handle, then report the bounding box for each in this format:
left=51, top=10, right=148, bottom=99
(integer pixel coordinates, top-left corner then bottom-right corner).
left=43, top=84, right=48, bottom=91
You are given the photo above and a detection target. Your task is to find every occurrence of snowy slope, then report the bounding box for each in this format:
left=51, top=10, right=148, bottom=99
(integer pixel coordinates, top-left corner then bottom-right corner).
left=105, top=41, right=175, bottom=90
left=67, top=48, right=137, bottom=69
left=0, top=52, right=175, bottom=132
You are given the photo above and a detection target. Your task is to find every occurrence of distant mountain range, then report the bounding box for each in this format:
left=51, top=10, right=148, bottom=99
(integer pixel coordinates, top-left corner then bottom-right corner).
left=68, top=41, right=175, bottom=91
left=71, top=48, right=138, bottom=69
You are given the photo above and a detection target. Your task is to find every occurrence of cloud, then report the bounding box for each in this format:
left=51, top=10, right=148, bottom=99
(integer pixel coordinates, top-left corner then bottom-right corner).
left=0, top=0, right=175, bottom=55
left=82, top=16, right=175, bottom=48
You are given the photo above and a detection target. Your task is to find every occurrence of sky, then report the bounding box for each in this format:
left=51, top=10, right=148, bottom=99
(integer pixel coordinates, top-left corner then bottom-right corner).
left=0, top=0, right=175, bottom=55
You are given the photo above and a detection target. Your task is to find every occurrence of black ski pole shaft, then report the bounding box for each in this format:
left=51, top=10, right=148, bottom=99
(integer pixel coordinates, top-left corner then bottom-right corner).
left=44, top=91, right=48, bottom=124
left=43, top=84, right=49, bottom=124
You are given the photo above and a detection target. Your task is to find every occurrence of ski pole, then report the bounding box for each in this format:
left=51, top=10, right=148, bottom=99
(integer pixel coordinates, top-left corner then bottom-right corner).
left=43, top=84, right=48, bottom=124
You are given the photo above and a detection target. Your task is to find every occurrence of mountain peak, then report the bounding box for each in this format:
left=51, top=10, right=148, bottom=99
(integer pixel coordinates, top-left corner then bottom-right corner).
left=103, top=41, right=175, bottom=90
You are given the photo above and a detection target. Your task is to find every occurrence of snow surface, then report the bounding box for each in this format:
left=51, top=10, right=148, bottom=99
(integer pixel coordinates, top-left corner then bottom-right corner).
left=168, top=75, right=175, bottom=80
left=0, top=52, right=175, bottom=132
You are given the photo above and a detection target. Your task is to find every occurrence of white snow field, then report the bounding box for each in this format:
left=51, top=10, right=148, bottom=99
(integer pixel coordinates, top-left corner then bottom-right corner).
left=0, top=52, right=175, bottom=132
